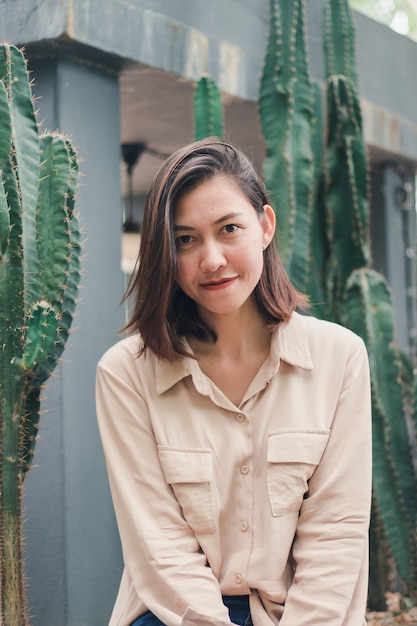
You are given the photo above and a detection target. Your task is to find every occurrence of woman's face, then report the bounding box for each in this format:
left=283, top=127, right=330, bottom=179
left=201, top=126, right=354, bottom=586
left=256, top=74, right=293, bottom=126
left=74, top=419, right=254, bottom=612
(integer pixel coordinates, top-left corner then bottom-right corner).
left=173, top=175, right=275, bottom=323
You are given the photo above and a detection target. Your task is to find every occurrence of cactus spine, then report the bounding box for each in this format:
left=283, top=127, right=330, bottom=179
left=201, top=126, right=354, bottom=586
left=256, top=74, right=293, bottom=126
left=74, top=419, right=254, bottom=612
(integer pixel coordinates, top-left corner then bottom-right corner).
left=0, top=44, right=81, bottom=624
left=259, top=0, right=417, bottom=607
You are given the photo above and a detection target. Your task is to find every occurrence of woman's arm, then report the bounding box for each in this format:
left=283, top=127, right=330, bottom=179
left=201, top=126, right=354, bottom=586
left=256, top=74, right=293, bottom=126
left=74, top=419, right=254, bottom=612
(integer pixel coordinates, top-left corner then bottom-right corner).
left=280, top=335, right=372, bottom=625
left=96, top=354, right=234, bottom=626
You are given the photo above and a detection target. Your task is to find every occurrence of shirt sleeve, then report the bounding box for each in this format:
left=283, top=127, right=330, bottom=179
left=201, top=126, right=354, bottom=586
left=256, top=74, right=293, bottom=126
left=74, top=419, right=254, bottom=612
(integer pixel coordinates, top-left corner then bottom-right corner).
left=96, top=354, right=234, bottom=626
left=279, top=334, right=372, bottom=626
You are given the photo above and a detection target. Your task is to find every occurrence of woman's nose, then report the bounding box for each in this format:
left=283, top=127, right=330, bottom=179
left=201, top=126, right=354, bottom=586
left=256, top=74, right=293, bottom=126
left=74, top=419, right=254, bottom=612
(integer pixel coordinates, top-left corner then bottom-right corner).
left=200, top=241, right=226, bottom=272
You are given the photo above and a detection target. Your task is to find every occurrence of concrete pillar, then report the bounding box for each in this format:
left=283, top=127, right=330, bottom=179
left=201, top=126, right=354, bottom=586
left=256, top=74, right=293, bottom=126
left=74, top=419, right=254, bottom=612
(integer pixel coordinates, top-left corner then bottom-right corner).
left=22, top=56, right=124, bottom=626
left=370, top=164, right=417, bottom=358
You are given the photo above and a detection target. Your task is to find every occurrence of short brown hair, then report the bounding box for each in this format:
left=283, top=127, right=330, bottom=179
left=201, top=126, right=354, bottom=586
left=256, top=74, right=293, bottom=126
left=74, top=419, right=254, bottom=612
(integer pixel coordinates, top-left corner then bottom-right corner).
left=123, top=138, right=306, bottom=360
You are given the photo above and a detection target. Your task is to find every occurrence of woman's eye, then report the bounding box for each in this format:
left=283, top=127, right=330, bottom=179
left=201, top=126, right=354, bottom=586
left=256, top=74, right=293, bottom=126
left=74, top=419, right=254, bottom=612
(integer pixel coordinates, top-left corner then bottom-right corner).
left=175, top=235, right=193, bottom=247
left=223, top=224, right=239, bottom=234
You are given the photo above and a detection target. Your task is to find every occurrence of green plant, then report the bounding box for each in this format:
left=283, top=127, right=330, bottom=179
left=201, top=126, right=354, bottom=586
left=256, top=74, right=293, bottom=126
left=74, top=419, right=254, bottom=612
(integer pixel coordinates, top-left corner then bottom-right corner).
left=193, top=76, right=224, bottom=141
left=259, top=0, right=417, bottom=608
left=259, top=0, right=318, bottom=296
left=324, top=0, right=417, bottom=605
left=0, top=44, right=81, bottom=624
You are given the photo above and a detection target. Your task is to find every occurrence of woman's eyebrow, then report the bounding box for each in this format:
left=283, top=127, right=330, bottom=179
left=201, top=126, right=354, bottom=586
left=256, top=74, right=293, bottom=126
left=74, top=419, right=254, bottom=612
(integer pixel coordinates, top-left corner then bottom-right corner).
left=174, top=212, right=244, bottom=231
left=214, top=212, right=244, bottom=224
left=173, top=224, right=194, bottom=231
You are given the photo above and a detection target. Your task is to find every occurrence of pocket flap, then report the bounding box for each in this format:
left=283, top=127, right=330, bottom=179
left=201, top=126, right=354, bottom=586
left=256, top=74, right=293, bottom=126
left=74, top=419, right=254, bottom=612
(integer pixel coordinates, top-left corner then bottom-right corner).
left=158, top=447, right=212, bottom=484
left=267, top=430, right=329, bottom=464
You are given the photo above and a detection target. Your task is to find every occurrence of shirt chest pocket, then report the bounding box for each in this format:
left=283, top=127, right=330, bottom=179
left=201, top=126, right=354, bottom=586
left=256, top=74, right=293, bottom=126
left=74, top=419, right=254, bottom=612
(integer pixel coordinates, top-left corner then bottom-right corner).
left=158, top=447, right=215, bottom=534
left=267, top=430, right=329, bottom=516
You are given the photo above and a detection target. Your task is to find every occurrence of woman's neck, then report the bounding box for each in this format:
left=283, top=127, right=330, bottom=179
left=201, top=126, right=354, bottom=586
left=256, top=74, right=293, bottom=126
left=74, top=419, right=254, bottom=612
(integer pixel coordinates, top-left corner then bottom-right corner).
left=188, top=303, right=272, bottom=406
left=191, top=302, right=270, bottom=360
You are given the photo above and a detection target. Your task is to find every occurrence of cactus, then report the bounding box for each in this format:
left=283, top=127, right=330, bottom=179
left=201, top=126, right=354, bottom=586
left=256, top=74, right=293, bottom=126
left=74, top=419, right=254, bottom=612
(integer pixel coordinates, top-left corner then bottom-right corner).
left=258, top=0, right=317, bottom=294
left=259, top=0, right=417, bottom=607
left=305, top=80, right=329, bottom=318
left=340, top=269, right=417, bottom=590
left=323, top=0, right=417, bottom=602
left=323, top=0, right=371, bottom=313
left=0, top=44, right=81, bottom=624
left=193, top=76, right=224, bottom=141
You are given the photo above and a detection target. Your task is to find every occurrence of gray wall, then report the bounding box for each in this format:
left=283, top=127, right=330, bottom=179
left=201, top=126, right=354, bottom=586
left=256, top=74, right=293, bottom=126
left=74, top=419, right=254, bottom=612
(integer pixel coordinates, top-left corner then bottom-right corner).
left=22, top=58, right=124, bottom=625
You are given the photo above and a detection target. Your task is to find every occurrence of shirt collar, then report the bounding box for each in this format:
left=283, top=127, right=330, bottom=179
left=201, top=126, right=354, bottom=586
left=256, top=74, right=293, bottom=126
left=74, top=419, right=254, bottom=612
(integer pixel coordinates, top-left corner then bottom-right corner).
left=155, top=311, right=313, bottom=394
left=276, top=311, right=314, bottom=370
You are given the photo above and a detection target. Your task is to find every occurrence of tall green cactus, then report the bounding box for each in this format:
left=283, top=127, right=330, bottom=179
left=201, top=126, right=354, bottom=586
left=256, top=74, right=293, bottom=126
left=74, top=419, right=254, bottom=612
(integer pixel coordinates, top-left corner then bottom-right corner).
left=259, top=0, right=417, bottom=608
left=259, top=0, right=316, bottom=294
left=323, top=0, right=371, bottom=312
left=325, top=0, right=417, bottom=594
left=193, top=76, right=224, bottom=141
left=322, top=0, right=417, bottom=604
left=0, top=44, right=81, bottom=624
left=341, top=268, right=417, bottom=598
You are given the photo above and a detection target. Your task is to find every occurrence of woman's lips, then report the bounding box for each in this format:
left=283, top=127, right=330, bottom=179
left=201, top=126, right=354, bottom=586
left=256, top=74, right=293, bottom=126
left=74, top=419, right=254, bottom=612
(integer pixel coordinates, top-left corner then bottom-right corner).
left=200, top=277, right=237, bottom=291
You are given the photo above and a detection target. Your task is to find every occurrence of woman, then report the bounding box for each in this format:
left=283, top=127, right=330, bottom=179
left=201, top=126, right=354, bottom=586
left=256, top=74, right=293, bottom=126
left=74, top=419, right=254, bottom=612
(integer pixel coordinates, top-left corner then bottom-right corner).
left=96, top=138, right=372, bottom=626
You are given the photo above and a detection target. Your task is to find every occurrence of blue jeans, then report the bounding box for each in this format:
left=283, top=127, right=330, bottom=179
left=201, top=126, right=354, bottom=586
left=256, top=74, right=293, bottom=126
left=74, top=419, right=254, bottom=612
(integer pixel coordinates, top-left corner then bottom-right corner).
left=130, top=595, right=252, bottom=626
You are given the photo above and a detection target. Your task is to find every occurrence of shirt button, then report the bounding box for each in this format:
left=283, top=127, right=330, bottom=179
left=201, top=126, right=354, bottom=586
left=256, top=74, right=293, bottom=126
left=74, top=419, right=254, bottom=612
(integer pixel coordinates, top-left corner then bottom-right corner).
left=235, top=574, right=242, bottom=584
left=236, top=413, right=245, bottom=422
left=240, top=465, right=249, bottom=475
left=240, top=521, right=248, bottom=532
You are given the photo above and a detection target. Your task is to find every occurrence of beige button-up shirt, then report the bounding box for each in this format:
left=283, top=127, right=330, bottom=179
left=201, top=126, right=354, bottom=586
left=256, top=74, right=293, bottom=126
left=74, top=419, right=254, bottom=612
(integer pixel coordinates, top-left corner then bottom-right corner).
left=96, top=312, right=372, bottom=626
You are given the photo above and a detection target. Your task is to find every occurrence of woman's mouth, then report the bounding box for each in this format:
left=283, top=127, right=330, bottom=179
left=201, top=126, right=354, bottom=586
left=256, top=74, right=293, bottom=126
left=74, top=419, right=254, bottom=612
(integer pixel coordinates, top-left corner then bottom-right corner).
left=200, top=277, right=237, bottom=291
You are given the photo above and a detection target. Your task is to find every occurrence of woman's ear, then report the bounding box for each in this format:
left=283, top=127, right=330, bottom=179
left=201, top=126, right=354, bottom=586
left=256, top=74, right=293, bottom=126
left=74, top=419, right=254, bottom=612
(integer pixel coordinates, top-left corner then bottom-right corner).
left=261, top=204, right=276, bottom=247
